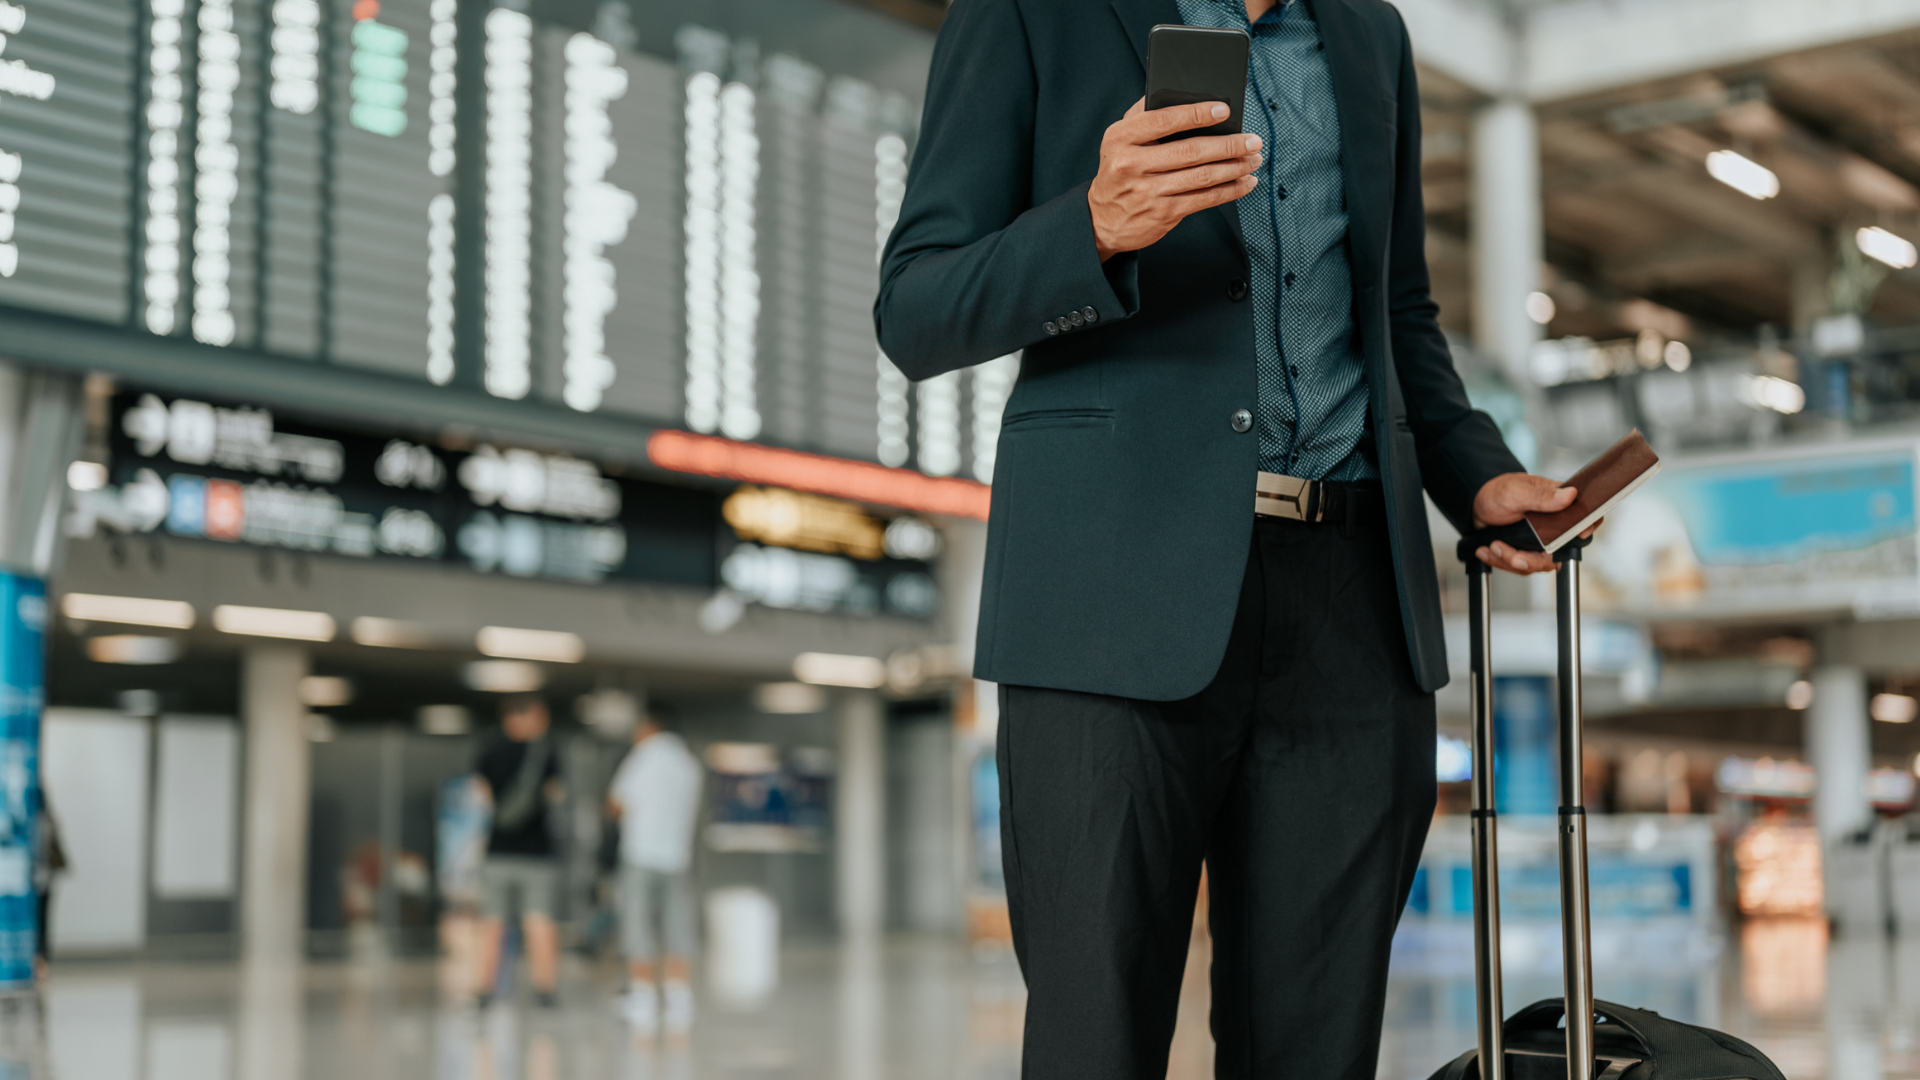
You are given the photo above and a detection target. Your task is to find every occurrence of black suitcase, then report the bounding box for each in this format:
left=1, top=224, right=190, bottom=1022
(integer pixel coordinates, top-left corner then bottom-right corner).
left=1428, top=526, right=1785, bottom=1080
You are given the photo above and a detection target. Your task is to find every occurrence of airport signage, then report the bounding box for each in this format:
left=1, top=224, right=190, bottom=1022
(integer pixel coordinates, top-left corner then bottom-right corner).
left=77, top=391, right=941, bottom=618
left=0, top=0, right=997, bottom=494
left=1581, top=439, right=1920, bottom=619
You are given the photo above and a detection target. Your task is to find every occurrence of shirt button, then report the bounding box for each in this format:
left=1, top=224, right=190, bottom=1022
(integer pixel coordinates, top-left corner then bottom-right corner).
left=1081, top=306, right=1098, bottom=322
left=1227, top=279, right=1249, bottom=302
left=1277, top=186, right=1287, bottom=199
left=1230, top=409, right=1253, bottom=434
left=1290, top=365, right=1299, bottom=376
left=1284, top=272, right=1297, bottom=288
left=1043, top=321, right=1059, bottom=335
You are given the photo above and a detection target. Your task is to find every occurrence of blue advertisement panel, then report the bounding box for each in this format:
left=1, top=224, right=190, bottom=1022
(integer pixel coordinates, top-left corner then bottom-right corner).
left=0, top=572, right=44, bottom=987
left=1584, top=443, right=1920, bottom=618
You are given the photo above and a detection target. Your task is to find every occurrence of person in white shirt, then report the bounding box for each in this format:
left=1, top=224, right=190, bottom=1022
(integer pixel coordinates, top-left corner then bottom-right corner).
left=606, top=713, right=703, bottom=1033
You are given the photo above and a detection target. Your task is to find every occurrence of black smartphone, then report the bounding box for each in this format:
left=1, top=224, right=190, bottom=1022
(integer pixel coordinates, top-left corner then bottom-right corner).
left=1144, top=24, right=1250, bottom=140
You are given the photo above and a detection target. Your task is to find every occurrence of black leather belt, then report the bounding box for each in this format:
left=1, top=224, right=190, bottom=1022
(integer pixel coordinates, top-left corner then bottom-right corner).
left=1254, top=472, right=1381, bottom=527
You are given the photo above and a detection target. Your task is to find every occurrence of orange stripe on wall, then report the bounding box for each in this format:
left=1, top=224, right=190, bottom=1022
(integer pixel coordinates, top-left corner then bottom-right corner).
left=648, top=430, right=992, bottom=521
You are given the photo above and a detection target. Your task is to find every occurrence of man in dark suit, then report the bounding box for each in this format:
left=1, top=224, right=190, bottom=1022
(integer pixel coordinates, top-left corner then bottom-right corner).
left=876, top=0, right=1575, bottom=1076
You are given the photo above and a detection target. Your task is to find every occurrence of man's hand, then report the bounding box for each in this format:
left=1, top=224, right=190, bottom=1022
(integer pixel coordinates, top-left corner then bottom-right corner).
left=1089, top=99, right=1263, bottom=262
left=1470, top=473, right=1598, bottom=575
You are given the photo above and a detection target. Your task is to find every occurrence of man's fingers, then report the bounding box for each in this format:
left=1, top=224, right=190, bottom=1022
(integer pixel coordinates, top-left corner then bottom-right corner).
left=1133, top=100, right=1232, bottom=139
left=1153, top=154, right=1263, bottom=196
left=1165, top=175, right=1258, bottom=217
left=1139, top=132, right=1263, bottom=172
left=1124, top=97, right=1145, bottom=119
left=1483, top=541, right=1557, bottom=575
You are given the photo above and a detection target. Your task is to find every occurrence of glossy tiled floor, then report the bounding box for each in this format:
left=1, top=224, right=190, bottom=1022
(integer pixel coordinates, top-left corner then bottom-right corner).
left=10, top=919, right=1918, bottom=1079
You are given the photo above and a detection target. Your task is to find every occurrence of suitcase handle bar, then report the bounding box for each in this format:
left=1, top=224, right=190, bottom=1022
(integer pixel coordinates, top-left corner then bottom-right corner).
left=1454, top=520, right=1597, bottom=1080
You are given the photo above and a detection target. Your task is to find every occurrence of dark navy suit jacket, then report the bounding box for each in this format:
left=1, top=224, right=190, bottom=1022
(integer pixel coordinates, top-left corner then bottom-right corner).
left=875, top=0, right=1523, bottom=698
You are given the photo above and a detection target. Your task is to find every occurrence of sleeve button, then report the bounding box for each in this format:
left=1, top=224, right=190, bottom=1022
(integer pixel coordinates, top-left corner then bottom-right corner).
left=1081, top=306, right=1098, bottom=322
left=1068, top=311, right=1084, bottom=327
left=1044, top=321, right=1059, bottom=335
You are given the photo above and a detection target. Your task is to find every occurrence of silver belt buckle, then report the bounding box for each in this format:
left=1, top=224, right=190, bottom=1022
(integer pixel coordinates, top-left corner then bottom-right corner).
left=1255, top=471, right=1319, bottom=521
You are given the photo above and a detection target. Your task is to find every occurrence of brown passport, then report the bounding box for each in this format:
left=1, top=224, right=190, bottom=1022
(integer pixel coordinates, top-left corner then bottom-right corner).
left=1525, top=429, right=1662, bottom=553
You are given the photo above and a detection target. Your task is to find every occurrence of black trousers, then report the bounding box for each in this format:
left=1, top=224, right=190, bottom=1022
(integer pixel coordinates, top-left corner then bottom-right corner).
left=998, top=510, right=1437, bottom=1079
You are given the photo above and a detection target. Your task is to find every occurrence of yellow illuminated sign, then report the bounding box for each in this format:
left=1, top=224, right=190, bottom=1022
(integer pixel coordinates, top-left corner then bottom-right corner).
left=723, top=486, right=885, bottom=560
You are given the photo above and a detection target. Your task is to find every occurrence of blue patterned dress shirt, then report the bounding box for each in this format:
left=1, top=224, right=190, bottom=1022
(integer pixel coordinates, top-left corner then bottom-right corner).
left=1170, top=0, right=1375, bottom=481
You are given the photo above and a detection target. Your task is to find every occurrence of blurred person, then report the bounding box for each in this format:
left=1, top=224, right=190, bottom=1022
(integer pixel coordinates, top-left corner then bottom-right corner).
left=437, top=771, right=492, bottom=1002
left=875, top=0, right=1589, bottom=1075
left=33, top=796, right=63, bottom=987
left=472, top=695, right=564, bottom=1007
left=607, top=712, right=703, bottom=1034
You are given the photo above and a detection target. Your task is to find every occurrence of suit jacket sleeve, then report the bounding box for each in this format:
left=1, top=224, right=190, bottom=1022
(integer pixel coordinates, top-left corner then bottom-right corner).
left=874, top=0, right=1141, bottom=382
left=1384, top=12, right=1523, bottom=530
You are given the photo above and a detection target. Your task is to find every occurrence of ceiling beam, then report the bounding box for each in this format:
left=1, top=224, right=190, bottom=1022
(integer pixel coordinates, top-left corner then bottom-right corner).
left=1376, top=0, right=1517, bottom=98
left=1525, top=0, right=1920, bottom=103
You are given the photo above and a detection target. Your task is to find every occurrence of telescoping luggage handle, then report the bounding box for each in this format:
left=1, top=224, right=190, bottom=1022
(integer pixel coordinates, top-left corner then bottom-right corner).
left=1454, top=521, right=1598, bottom=1080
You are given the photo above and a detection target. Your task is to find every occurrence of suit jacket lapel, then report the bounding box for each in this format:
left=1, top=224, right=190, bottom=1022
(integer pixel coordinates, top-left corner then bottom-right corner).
left=1307, top=0, right=1386, bottom=288
left=1109, top=0, right=1247, bottom=257
left=1108, top=0, right=1179, bottom=71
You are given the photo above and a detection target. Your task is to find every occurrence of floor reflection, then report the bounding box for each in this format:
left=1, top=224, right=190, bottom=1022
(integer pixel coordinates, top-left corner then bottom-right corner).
left=11, top=925, right=1920, bottom=1079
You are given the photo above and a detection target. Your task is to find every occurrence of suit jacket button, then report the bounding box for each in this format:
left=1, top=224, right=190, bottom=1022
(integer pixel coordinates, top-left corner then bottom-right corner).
left=1230, top=408, right=1253, bottom=433
left=1227, top=279, right=1249, bottom=302
left=1044, top=321, right=1059, bottom=335
left=1068, top=311, right=1084, bottom=327
left=1081, top=306, right=1098, bottom=322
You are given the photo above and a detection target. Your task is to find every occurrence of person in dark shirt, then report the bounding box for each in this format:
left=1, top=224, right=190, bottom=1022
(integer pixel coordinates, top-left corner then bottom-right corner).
left=470, top=695, right=563, bottom=1007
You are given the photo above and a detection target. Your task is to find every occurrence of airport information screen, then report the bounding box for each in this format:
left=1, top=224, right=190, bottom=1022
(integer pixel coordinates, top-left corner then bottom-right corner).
left=2, top=0, right=1010, bottom=484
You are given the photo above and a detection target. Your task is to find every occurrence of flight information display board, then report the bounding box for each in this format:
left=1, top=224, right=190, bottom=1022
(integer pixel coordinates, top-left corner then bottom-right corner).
left=75, top=388, right=945, bottom=618
left=0, top=0, right=135, bottom=324
left=0, top=2, right=1011, bottom=487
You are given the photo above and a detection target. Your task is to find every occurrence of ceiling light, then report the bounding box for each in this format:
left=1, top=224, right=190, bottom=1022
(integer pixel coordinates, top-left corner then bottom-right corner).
left=793, top=652, right=886, bottom=689
left=1872, top=693, right=1918, bottom=723
left=351, top=616, right=433, bottom=648
left=1705, top=150, right=1779, bottom=200
left=418, top=704, right=472, bottom=735
left=463, top=659, right=544, bottom=693
left=1525, top=291, right=1555, bottom=324
left=66, top=461, right=107, bottom=492
left=1785, top=680, right=1812, bottom=710
left=86, top=635, right=182, bottom=665
left=211, top=604, right=336, bottom=641
left=476, top=626, right=584, bottom=663
left=704, top=741, right=781, bottom=774
left=1857, top=226, right=1918, bottom=270
left=62, top=593, right=195, bottom=630
left=1741, top=375, right=1805, bottom=415
left=297, top=675, right=353, bottom=708
left=755, top=681, right=827, bottom=715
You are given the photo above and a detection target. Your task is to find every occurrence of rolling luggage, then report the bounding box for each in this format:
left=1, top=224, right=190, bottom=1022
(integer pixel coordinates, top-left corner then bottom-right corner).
left=1428, top=526, right=1785, bottom=1080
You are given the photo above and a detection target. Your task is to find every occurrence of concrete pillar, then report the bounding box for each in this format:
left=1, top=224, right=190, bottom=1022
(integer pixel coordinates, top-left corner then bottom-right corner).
left=0, top=366, right=80, bottom=988
left=1471, top=98, right=1543, bottom=385
left=836, top=689, right=884, bottom=940
left=241, top=643, right=311, bottom=962
left=837, top=936, right=884, bottom=1080
left=1808, top=664, right=1872, bottom=842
